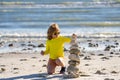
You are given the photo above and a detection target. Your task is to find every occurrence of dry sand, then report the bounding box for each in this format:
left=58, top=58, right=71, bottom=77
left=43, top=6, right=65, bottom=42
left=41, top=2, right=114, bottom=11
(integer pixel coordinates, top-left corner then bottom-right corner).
left=0, top=51, right=120, bottom=80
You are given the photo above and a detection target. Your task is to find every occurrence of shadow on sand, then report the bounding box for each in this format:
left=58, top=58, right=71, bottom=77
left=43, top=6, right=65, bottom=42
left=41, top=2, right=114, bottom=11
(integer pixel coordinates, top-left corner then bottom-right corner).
left=0, top=73, right=64, bottom=80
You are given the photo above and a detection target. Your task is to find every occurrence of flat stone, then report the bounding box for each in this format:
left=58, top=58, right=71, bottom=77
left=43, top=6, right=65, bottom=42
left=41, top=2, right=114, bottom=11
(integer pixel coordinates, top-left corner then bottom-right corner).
left=68, top=60, right=80, bottom=66
left=68, top=73, right=80, bottom=78
left=70, top=46, right=79, bottom=50
left=111, top=71, right=118, bottom=74
left=83, top=56, right=91, bottom=60
left=67, top=65, right=79, bottom=74
left=69, top=49, right=80, bottom=55
left=69, top=54, right=80, bottom=62
left=101, top=57, right=109, bottom=60
left=95, top=70, right=106, bottom=75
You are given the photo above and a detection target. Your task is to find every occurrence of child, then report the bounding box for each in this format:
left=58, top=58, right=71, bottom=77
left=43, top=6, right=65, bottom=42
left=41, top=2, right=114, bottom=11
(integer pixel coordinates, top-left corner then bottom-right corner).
left=40, top=23, right=75, bottom=74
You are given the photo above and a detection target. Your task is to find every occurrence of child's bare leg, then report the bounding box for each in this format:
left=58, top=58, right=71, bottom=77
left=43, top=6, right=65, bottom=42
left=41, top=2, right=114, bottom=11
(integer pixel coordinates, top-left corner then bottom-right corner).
left=47, top=59, right=57, bottom=74
left=55, top=57, right=65, bottom=67
left=56, top=57, right=66, bottom=74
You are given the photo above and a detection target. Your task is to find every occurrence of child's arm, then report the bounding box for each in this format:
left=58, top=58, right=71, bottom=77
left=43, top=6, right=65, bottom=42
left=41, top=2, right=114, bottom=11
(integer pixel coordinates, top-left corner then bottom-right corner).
left=40, top=50, right=45, bottom=55
left=40, top=41, right=50, bottom=56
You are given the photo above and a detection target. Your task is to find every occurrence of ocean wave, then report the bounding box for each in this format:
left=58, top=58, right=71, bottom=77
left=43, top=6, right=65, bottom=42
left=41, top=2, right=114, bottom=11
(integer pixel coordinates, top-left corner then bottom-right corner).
left=0, top=22, right=120, bottom=28
left=0, top=32, right=120, bottom=39
left=0, top=1, right=120, bottom=8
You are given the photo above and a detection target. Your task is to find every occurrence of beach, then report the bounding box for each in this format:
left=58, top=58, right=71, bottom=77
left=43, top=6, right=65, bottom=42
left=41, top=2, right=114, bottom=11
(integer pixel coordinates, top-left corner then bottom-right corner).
left=0, top=0, right=120, bottom=80
left=0, top=38, right=120, bottom=80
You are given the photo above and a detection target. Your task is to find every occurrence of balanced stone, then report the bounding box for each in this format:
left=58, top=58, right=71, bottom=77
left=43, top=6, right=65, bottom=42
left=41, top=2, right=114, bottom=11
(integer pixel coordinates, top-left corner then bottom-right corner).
left=69, top=54, right=80, bottom=62
left=70, top=40, right=77, bottom=45
left=67, top=65, right=79, bottom=73
left=66, top=72, right=80, bottom=78
left=71, top=36, right=76, bottom=41
left=67, top=65, right=80, bottom=78
left=68, top=72, right=80, bottom=78
left=66, top=34, right=80, bottom=78
left=70, top=44, right=79, bottom=49
left=69, top=49, right=80, bottom=55
left=71, top=43, right=78, bottom=47
left=68, top=60, right=80, bottom=66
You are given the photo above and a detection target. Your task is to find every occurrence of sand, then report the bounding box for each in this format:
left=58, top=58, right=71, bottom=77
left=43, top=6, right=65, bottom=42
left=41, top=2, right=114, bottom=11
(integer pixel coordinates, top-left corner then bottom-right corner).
left=0, top=38, right=120, bottom=80
left=0, top=51, right=120, bottom=80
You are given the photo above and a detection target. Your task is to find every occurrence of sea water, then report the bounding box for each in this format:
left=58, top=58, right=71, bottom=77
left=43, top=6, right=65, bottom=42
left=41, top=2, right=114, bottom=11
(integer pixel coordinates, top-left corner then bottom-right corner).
left=0, top=0, right=120, bottom=53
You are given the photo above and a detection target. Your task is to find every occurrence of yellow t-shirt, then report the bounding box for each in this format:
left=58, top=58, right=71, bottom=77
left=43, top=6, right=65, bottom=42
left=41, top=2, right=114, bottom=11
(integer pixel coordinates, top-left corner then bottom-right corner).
left=44, top=36, right=71, bottom=59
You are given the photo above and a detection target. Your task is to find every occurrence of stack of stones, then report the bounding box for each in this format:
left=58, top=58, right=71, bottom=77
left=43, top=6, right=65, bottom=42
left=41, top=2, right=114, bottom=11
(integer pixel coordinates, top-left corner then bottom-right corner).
left=67, top=34, right=80, bottom=78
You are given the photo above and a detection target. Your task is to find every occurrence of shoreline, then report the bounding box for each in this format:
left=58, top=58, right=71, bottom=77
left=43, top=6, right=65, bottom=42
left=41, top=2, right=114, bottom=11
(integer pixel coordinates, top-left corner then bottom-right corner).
left=0, top=37, right=120, bottom=54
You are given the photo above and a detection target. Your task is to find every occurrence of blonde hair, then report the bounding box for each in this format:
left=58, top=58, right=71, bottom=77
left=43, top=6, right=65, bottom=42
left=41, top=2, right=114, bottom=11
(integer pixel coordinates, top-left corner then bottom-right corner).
left=47, top=23, right=60, bottom=40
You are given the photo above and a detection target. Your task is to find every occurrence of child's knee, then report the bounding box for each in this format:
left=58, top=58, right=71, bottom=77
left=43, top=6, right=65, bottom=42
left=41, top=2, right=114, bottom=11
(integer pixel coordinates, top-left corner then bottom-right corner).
left=56, top=57, right=65, bottom=66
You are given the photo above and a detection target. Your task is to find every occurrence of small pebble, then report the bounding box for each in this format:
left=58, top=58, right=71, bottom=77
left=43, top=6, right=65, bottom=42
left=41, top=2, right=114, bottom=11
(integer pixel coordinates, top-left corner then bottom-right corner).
left=42, top=64, right=47, bottom=67
left=20, top=59, right=27, bottom=61
left=13, top=68, right=19, bottom=70
left=111, top=71, right=118, bottom=74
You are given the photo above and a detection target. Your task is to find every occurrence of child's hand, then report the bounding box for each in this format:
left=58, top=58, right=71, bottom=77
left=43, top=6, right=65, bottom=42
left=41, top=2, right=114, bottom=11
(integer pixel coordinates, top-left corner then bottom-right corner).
left=70, top=34, right=77, bottom=44
left=72, top=34, right=77, bottom=39
left=40, top=50, right=44, bottom=55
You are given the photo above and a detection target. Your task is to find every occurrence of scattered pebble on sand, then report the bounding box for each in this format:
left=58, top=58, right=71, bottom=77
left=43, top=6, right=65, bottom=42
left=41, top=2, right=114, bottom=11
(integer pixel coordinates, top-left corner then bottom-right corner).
left=13, top=68, right=19, bottom=70
left=83, top=56, right=91, bottom=60
left=104, top=78, right=115, bottom=80
left=38, top=43, right=45, bottom=47
left=0, top=39, right=120, bottom=79
left=20, top=59, right=28, bottom=61
left=85, top=64, right=89, bottom=66
left=31, top=57, right=37, bottom=59
left=8, top=43, right=14, bottom=47
left=98, top=54, right=104, bottom=56
left=42, top=64, right=47, bottom=67
left=0, top=65, right=6, bottom=67
left=111, top=71, right=118, bottom=74
left=95, top=70, right=106, bottom=75
left=0, top=68, right=6, bottom=73
left=101, top=57, right=109, bottom=60
left=43, top=60, right=46, bottom=61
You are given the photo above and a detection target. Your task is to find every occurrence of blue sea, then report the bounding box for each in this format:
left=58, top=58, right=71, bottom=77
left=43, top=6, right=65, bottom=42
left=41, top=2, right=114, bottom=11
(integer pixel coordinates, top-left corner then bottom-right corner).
left=0, top=0, right=120, bottom=53
left=0, top=0, right=120, bottom=39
